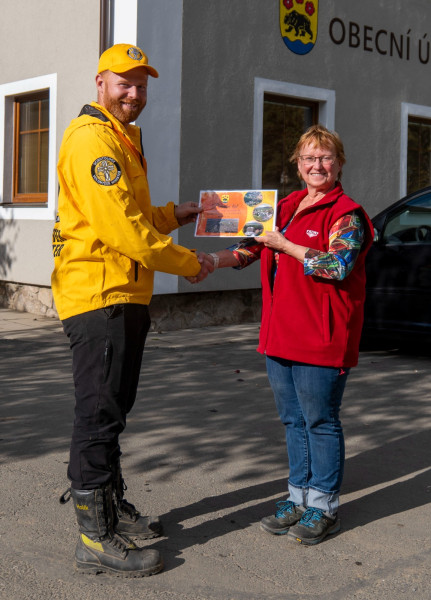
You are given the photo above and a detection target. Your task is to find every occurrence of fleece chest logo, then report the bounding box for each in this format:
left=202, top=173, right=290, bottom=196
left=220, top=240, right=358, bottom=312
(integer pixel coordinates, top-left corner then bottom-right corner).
left=91, top=156, right=122, bottom=186
left=306, top=229, right=319, bottom=238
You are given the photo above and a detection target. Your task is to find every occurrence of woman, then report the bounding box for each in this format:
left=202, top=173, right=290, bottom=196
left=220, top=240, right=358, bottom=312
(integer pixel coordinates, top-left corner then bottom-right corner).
left=199, top=125, right=374, bottom=545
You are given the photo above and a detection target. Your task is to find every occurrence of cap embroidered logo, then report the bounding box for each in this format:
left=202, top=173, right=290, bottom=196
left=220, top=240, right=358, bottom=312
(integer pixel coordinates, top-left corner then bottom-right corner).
left=127, top=47, right=143, bottom=61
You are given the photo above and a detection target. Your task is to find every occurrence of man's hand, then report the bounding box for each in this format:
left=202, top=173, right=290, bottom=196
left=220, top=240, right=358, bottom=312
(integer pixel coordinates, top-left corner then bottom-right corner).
left=185, top=252, right=215, bottom=284
left=175, top=202, right=203, bottom=226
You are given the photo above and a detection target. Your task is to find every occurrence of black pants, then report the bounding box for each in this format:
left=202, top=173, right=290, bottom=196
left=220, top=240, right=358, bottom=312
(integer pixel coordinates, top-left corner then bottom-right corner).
left=63, top=304, right=151, bottom=490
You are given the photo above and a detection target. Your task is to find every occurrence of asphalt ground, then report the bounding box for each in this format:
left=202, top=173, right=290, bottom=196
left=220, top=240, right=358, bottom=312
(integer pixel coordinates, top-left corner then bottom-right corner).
left=0, top=307, right=430, bottom=600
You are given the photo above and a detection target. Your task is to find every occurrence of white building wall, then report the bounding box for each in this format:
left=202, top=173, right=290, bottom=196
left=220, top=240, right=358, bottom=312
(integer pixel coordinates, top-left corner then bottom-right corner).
left=135, top=0, right=185, bottom=294
left=0, top=0, right=100, bottom=287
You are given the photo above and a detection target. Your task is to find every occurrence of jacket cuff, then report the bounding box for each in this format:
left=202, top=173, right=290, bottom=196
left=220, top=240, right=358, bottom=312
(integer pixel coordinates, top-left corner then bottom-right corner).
left=168, top=201, right=180, bottom=230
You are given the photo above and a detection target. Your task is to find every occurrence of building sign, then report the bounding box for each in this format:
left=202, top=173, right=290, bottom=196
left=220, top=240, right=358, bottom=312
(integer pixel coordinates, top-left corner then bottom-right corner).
left=278, top=3, right=430, bottom=66
left=280, top=0, right=319, bottom=55
left=329, top=18, right=430, bottom=65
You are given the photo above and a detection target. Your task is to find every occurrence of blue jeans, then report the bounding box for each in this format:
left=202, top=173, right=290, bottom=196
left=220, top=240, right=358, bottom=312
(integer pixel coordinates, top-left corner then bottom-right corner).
left=266, top=356, right=349, bottom=516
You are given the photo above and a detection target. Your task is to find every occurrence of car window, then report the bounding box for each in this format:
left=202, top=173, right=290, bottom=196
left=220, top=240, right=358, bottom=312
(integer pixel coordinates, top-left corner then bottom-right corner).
left=382, top=193, right=431, bottom=244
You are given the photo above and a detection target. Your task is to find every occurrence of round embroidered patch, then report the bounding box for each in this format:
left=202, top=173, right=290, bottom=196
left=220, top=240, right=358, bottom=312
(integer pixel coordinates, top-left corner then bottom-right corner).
left=91, top=157, right=122, bottom=186
left=127, top=47, right=143, bottom=61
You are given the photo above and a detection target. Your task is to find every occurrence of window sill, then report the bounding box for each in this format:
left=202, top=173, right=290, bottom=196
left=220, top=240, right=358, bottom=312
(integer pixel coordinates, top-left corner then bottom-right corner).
left=0, top=203, right=48, bottom=208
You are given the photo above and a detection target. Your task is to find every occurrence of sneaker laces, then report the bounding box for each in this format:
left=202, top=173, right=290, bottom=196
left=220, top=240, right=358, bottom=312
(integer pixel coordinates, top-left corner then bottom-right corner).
left=299, top=507, right=324, bottom=528
left=275, top=500, right=296, bottom=518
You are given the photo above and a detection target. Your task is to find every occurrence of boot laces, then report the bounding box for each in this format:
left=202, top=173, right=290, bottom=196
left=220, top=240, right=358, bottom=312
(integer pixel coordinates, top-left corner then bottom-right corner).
left=107, top=532, right=133, bottom=552
left=118, top=498, right=140, bottom=520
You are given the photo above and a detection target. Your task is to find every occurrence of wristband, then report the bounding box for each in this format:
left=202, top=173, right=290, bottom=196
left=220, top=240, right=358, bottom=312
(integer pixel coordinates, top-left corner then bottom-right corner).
left=209, top=253, right=220, bottom=269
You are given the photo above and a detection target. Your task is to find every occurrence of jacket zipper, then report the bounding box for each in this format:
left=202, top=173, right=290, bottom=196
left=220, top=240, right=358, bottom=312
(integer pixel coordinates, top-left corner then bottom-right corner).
left=135, top=261, right=138, bottom=281
left=263, top=250, right=275, bottom=353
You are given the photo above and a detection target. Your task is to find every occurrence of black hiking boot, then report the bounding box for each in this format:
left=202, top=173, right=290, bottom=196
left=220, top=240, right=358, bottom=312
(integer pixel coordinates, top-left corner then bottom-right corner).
left=112, top=459, right=162, bottom=539
left=70, top=486, right=163, bottom=577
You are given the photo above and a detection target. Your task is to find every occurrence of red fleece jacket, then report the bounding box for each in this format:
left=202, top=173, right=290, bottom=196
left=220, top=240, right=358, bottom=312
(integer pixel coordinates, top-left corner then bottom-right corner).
left=257, top=183, right=374, bottom=368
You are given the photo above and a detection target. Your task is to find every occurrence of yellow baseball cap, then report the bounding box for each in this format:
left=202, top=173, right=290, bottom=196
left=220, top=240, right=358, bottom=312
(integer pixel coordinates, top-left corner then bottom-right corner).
left=98, top=44, right=159, bottom=77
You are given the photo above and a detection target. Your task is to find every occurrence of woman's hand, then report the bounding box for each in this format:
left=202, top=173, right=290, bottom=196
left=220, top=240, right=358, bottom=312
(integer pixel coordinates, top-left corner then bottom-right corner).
left=184, top=249, right=240, bottom=283
left=256, top=228, right=289, bottom=253
left=185, top=252, right=215, bottom=283
left=256, top=228, right=307, bottom=264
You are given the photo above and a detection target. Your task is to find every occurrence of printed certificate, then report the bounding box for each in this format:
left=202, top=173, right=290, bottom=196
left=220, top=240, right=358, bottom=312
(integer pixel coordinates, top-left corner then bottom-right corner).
left=195, top=189, right=278, bottom=237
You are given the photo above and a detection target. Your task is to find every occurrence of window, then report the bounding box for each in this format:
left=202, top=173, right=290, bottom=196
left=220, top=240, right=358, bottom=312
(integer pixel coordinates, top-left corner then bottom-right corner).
left=407, top=117, right=431, bottom=196
left=13, top=91, right=49, bottom=203
left=0, top=73, right=56, bottom=220
left=382, top=192, right=431, bottom=244
left=252, top=79, right=335, bottom=193
left=401, top=103, right=431, bottom=198
left=262, top=94, right=317, bottom=199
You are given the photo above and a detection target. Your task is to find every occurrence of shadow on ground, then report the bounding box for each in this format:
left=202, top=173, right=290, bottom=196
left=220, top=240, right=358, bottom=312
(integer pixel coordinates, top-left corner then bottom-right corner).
left=1, top=326, right=430, bottom=558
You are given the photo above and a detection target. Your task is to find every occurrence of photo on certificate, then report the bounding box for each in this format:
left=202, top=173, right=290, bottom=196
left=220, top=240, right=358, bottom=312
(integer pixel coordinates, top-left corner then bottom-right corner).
left=195, top=189, right=278, bottom=237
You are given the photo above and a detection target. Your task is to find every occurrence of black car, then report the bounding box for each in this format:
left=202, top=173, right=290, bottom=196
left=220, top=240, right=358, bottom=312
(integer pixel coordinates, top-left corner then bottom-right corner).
left=362, top=186, right=431, bottom=346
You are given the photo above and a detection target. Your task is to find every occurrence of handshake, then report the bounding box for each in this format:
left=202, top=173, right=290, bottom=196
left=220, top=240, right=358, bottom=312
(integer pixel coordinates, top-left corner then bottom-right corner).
left=186, top=252, right=219, bottom=284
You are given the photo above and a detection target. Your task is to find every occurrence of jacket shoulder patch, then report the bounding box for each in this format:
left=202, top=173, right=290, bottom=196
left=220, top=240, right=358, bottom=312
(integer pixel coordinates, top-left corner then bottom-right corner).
left=91, top=156, right=122, bottom=186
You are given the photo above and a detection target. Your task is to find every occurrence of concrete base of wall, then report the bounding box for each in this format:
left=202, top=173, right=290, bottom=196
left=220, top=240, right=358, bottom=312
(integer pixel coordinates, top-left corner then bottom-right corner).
left=0, top=281, right=261, bottom=331
left=0, top=282, right=58, bottom=318
left=149, top=288, right=261, bottom=331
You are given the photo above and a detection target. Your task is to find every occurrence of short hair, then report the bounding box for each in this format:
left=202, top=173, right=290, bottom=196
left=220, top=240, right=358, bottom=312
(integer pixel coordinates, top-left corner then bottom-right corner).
left=290, top=124, right=346, bottom=180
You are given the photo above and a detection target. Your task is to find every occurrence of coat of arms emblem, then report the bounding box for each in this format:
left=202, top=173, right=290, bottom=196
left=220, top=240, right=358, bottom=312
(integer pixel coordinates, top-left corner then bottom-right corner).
left=280, top=0, right=319, bottom=55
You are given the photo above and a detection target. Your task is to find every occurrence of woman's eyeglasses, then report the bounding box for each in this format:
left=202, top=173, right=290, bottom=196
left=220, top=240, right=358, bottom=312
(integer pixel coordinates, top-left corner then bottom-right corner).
left=299, top=155, right=336, bottom=166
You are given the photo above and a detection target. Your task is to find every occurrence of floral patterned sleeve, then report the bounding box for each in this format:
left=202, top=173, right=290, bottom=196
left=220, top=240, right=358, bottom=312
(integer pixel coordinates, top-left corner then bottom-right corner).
left=303, top=212, right=364, bottom=280
left=226, top=238, right=263, bottom=269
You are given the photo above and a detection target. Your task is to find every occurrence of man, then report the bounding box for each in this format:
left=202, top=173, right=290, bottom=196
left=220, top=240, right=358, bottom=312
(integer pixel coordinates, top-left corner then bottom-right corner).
left=52, top=43, right=211, bottom=577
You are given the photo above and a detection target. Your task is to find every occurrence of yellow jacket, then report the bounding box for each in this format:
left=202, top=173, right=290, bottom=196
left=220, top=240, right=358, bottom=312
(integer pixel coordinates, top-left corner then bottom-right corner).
left=52, top=102, right=200, bottom=320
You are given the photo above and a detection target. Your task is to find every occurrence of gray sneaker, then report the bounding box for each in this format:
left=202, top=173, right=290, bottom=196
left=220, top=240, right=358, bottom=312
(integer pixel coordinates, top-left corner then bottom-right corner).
left=288, top=507, right=340, bottom=545
left=260, top=500, right=304, bottom=535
